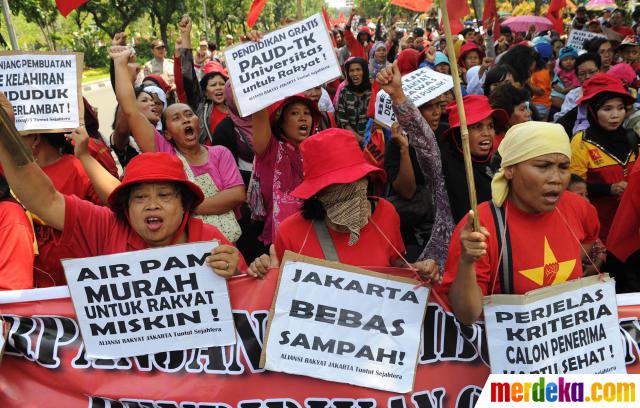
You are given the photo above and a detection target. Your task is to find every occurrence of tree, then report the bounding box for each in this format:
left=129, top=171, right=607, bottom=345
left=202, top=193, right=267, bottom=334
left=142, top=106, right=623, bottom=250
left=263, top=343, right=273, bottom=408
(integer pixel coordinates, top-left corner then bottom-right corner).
left=12, top=0, right=59, bottom=50
left=145, top=0, right=185, bottom=46
left=81, top=0, right=145, bottom=38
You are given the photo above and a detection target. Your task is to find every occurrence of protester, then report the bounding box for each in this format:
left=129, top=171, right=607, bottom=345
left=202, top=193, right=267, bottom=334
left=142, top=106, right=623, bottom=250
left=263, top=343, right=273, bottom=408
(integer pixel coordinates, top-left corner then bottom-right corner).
left=489, top=83, right=532, bottom=140
left=377, top=62, right=455, bottom=267
left=336, top=57, right=372, bottom=143
left=144, top=39, right=175, bottom=87
left=584, top=37, right=613, bottom=72
left=111, top=46, right=246, bottom=243
left=572, top=6, right=589, bottom=30
left=248, top=128, right=440, bottom=284
left=368, top=42, right=389, bottom=79
left=433, top=52, right=451, bottom=75
left=570, top=73, right=638, bottom=241
left=440, top=95, right=508, bottom=223
left=250, top=94, right=321, bottom=245
left=440, top=122, right=600, bottom=325
left=553, top=47, right=579, bottom=103
left=610, top=10, right=635, bottom=38
left=344, top=9, right=372, bottom=59
left=618, top=36, right=640, bottom=67
left=482, top=65, right=517, bottom=97
left=498, top=44, right=537, bottom=88
left=529, top=45, right=553, bottom=120
left=176, top=17, right=229, bottom=145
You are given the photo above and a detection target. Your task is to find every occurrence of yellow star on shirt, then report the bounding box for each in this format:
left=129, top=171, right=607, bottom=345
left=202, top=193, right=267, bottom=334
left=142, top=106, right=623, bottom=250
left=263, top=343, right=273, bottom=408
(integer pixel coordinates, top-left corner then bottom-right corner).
left=518, top=237, right=576, bottom=287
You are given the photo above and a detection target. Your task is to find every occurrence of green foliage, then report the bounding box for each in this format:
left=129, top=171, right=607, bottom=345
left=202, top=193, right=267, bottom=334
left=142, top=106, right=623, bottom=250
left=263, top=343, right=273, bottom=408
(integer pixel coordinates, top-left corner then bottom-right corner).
left=81, top=0, right=146, bottom=38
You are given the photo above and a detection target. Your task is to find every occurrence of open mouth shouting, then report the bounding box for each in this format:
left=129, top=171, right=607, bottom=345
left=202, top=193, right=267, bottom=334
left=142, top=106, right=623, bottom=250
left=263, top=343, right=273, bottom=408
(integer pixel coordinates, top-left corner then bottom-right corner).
left=145, top=216, right=164, bottom=232
left=298, top=123, right=310, bottom=136
left=478, top=139, right=492, bottom=153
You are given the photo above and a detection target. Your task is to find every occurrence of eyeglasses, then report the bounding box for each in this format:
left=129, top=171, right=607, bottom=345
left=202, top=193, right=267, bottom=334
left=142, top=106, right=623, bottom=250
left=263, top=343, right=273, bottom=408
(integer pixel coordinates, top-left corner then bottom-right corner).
left=130, top=191, right=180, bottom=205
left=578, top=69, right=599, bottom=79
left=154, top=45, right=166, bottom=50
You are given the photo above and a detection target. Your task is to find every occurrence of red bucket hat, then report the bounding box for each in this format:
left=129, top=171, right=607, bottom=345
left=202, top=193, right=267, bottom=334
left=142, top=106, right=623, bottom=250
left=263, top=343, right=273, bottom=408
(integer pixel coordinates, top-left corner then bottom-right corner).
left=203, top=61, right=228, bottom=79
left=442, top=95, right=509, bottom=138
left=291, top=128, right=384, bottom=199
left=107, top=152, right=204, bottom=209
left=268, top=94, right=321, bottom=128
left=577, top=73, right=635, bottom=106
left=143, top=74, right=171, bottom=94
left=457, top=42, right=485, bottom=67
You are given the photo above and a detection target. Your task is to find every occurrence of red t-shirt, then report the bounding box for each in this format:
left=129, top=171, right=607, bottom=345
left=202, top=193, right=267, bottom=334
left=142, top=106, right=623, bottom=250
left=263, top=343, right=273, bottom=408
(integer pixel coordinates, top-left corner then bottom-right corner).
left=206, top=106, right=229, bottom=144
left=438, top=192, right=599, bottom=298
left=0, top=200, right=34, bottom=290
left=34, top=155, right=102, bottom=287
left=275, top=198, right=406, bottom=268
left=613, top=26, right=635, bottom=37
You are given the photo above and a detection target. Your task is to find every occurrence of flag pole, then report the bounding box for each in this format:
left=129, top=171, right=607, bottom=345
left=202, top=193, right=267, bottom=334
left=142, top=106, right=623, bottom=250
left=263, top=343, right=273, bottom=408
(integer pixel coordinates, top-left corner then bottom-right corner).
left=1, top=0, right=19, bottom=50
left=440, top=0, right=480, bottom=231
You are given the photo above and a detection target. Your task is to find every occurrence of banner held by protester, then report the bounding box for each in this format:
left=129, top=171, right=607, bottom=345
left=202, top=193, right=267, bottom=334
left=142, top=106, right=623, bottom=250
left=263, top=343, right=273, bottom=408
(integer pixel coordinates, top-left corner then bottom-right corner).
left=567, top=30, right=606, bottom=51
left=261, top=252, right=429, bottom=393
left=0, top=52, right=83, bottom=133
left=224, top=13, right=342, bottom=117
left=484, top=275, right=626, bottom=374
left=63, top=241, right=236, bottom=359
left=375, top=68, right=454, bottom=128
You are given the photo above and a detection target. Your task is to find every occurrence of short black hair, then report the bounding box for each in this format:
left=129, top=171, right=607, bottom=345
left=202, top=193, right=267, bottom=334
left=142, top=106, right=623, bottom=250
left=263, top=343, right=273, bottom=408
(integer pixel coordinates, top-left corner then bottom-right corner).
left=111, top=182, right=198, bottom=222
left=483, top=64, right=517, bottom=96
left=208, top=42, right=217, bottom=51
left=584, top=37, right=610, bottom=54
left=574, top=52, right=601, bottom=76
left=460, top=28, right=475, bottom=37
left=569, top=174, right=586, bottom=185
left=413, top=27, right=425, bottom=37
left=489, top=83, right=531, bottom=116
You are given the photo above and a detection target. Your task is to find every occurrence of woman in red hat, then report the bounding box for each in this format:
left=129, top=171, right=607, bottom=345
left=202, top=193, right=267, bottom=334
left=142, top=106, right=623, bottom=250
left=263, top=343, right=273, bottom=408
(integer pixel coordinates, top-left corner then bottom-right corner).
left=111, top=46, right=246, bottom=244
left=248, top=128, right=440, bottom=283
left=250, top=94, right=321, bottom=246
left=0, top=120, right=245, bottom=279
left=175, top=16, right=229, bottom=144
left=570, top=73, right=639, bottom=241
left=440, top=95, right=509, bottom=223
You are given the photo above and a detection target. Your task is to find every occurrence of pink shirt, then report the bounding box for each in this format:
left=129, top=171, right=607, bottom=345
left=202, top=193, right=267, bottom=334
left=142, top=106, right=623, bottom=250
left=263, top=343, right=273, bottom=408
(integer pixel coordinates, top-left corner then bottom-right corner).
left=154, top=130, right=243, bottom=191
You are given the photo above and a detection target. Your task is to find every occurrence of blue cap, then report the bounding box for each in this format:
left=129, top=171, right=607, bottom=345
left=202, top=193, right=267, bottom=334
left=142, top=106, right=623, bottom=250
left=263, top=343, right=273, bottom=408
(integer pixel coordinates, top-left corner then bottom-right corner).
left=534, top=42, right=553, bottom=62
left=559, top=46, right=578, bottom=61
left=434, top=51, right=450, bottom=67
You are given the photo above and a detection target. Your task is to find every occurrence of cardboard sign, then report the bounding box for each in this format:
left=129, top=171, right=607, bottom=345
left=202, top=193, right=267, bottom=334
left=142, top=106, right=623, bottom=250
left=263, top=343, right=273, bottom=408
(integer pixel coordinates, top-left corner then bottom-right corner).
left=261, top=252, right=429, bottom=393
left=375, top=68, right=453, bottom=128
left=484, top=275, right=626, bottom=374
left=62, top=241, right=236, bottom=359
left=225, top=14, right=342, bottom=117
left=0, top=52, right=84, bottom=133
left=567, top=30, right=606, bottom=52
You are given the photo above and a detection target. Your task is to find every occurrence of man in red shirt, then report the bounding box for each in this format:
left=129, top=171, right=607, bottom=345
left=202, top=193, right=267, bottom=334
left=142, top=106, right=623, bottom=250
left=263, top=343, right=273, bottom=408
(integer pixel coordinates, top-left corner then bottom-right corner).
left=610, top=10, right=635, bottom=37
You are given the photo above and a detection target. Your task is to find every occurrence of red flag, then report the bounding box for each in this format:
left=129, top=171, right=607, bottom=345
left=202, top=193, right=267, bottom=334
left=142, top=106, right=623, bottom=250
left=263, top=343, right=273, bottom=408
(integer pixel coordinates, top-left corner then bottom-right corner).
left=547, top=0, right=566, bottom=33
left=607, top=164, right=640, bottom=262
left=55, top=0, right=89, bottom=17
left=441, top=0, right=470, bottom=35
left=390, top=0, right=434, bottom=13
left=247, top=0, right=267, bottom=29
left=322, top=6, right=337, bottom=47
left=482, top=0, right=497, bottom=29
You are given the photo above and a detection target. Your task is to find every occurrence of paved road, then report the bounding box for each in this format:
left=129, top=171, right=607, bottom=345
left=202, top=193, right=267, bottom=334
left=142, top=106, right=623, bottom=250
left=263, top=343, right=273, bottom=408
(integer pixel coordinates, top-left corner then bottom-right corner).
left=83, top=81, right=117, bottom=143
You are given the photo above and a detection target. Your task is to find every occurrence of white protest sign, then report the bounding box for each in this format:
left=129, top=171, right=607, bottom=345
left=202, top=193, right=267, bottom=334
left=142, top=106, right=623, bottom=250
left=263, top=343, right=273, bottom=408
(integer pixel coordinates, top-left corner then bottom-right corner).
left=567, top=30, right=606, bottom=52
left=63, top=241, right=236, bottom=359
left=0, top=52, right=83, bottom=133
left=375, top=68, right=453, bottom=128
left=483, top=275, right=626, bottom=374
left=261, top=252, right=429, bottom=393
left=225, top=14, right=341, bottom=117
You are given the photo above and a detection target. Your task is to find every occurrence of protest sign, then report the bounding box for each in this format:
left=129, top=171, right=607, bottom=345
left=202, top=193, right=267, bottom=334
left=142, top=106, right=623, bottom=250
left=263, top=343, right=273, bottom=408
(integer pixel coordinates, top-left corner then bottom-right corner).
left=483, top=275, right=626, bottom=374
left=375, top=68, right=453, bottom=128
left=0, top=272, right=639, bottom=406
left=62, top=241, right=235, bottom=359
left=0, top=52, right=83, bottom=133
left=261, top=252, right=429, bottom=393
left=567, top=30, right=606, bottom=51
left=224, top=13, right=341, bottom=117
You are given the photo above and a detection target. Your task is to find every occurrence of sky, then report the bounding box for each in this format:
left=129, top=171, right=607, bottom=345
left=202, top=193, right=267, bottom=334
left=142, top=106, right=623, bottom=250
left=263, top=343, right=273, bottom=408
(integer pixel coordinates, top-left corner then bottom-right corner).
left=326, top=0, right=348, bottom=8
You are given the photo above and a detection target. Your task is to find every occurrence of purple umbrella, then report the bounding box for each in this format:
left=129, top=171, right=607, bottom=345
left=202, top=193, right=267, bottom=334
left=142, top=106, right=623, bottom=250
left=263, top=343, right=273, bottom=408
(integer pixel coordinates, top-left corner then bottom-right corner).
left=501, top=16, right=553, bottom=33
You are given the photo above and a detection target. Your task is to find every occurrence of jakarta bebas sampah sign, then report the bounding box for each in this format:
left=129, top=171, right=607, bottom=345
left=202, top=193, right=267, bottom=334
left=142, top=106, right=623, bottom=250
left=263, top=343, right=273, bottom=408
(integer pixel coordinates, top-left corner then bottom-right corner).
left=0, top=52, right=83, bottom=133
left=225, top=13, right=341, bottom=117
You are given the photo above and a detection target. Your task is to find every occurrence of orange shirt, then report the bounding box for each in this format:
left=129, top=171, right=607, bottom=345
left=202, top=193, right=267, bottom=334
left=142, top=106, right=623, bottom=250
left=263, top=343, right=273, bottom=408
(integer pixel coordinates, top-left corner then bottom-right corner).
left=531, top=69, right=552, bottom=107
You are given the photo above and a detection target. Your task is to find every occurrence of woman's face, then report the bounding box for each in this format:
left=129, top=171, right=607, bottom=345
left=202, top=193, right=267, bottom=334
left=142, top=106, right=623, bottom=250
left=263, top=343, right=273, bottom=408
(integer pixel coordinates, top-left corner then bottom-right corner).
left=489, top=73, right=515, bottom=95
left=509, top=102, right=531, bottom=126
left=505, top=153, right=571, bottom=214
left=164, top=104, right=201, bottom=150
left=418, top=99, right=442, bottom=131
left=280, top=102, right=312, bottom=145
left=598, top=42, right=613, bottom=68
left=435, top=63, right=450, bottom=75
left=127, top=182, right=185, bottom=247
left=375, top=46, right=387, bottom=61
left=205, top=74, right=226, bottom=104
left=348, top=63, right=364, bottom=86
left=303, top=86, right=322, bottom=102
left=468, top=117, right=495, bottom=157
left=464, top=51, right=481, bottom=68
left=596, top=97, right=626, bottom=131
left=137, top=92, right=160, bottom=124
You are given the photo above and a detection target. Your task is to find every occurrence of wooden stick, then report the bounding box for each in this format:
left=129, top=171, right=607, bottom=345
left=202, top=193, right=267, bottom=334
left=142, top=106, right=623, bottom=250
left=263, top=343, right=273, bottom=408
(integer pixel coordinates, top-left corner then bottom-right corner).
left=0, top=105, right=34, bottom=166
left=440, top=0, right=480, bottom=231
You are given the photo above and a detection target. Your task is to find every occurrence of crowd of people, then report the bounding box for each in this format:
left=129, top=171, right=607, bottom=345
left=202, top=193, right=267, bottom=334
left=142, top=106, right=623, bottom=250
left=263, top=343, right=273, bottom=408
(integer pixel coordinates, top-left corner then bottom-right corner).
left=1, top=6, right=639, bottom=330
